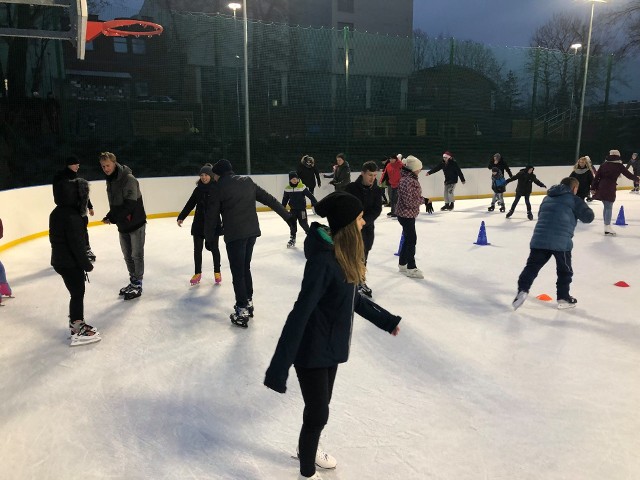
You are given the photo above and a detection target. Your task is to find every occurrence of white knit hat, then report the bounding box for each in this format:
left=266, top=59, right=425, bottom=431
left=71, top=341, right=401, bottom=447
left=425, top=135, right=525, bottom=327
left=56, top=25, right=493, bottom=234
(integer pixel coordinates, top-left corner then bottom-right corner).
left=609, top=149, right=621, bottom=157
left=404, top=155, right=423, bottom=172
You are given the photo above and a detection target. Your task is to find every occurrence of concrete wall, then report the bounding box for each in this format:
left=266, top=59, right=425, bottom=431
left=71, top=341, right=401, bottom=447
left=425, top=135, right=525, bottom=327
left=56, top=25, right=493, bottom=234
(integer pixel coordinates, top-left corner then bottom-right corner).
left=1, top=165, right=633, bottom=250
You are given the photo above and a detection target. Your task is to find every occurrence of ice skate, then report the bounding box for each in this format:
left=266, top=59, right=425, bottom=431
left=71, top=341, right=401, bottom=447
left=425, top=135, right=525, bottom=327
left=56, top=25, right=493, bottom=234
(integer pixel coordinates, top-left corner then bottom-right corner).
left=527, top=212, right=534, bottom=221
left=297, top=473, right=323, bottom=480
left=604, top=225, right=617, bottom=236
left=230, top=305, right=250, bottom=328
left=297, top=446, right=337, bottom=470
left=512, top=291, right=528, bottom=310
left=487, top=204, right=495, bottom=212
left=287, top=235, right=296, bottom=248
left=398, top=264, right=407, bottom=273
left=214, top=272, right=222, bottom=285
left=440, top=203, right=450, bottom=211
left=190, top=273, right=202, bottom=286
left=123, top=281, right=142, bottom=300
left=247, top=298, right=254, bottom=317
left=119, top=281, right=134, bottom=296
left=0, top=282, right=12, bottom=297
left=499, top=204, right=506, bottom=213
left=405, top=268, right=424, bottom=279
left=86, top=248, right=96, bottom=262
left=69, top=320, right=101, bottom=347
left=506, top=210, right=514, bottom=219
left=557, top=296, right=577, bottom=309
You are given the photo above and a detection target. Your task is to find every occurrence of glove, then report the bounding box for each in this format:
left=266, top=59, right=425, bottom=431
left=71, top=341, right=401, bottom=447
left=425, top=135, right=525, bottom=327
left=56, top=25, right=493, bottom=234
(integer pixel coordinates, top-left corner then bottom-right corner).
left=424, top=197, right=434, bottom=214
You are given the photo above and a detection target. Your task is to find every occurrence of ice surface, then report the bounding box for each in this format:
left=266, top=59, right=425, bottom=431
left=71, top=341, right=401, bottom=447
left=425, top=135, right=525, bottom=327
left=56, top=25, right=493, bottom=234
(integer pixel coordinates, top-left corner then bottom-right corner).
left=1, top=195, right=639, bottom=480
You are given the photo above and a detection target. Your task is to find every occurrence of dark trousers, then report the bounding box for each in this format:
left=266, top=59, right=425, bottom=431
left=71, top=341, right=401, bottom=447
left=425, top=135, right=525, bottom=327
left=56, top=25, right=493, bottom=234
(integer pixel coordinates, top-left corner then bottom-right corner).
left=295, top=365, right=338, bottom=478
left=517, top=248, right=573, bottom=299
left=397, top=216, right=417, bottom=269
left=362, top=225, right=375, bottom=262
left=82, top=215, right=91, bottom=249
left=225, top=236, right=257, bottom=308
left=510, top=193, right=532, bottom=212
left=289, top=209, right=310, bottom=236
left=390, top=187, right=398, bottom=215
left=194, top=235, right=221, bottom=275
left=54, top=266, right=86, bottom=320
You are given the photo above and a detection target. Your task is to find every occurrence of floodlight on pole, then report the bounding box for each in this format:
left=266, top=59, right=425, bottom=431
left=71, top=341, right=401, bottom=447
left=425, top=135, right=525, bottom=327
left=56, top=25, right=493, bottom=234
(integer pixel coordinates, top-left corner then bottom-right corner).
left=242, top=0, right=251, bottom=174
left=228, top=3, right=241, bottom=16
left=570, top=43, right=582, bottom=53
left=575, top=0, right=607, bottom=162
left=229, top=2, right=242, bottom=136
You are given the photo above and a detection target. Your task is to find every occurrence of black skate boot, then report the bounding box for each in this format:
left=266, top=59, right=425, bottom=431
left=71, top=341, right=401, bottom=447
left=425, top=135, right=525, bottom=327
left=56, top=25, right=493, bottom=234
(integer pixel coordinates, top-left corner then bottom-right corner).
left=506, top=210, right=514, bottom=219
left=449, top=202, right=454, bottom=211
left=487, top=204, right=495, bottom=212
left=124, top=281, right=142, bottom=300
left=557, top=296, right=577, bottom=309
left=527, top=211, right=534, bottom=221
left=230, top=305, right=250, bottom=328
left=499, top=203, right=506, bottom=213
left=287, top=235, right=296, bottom=248
left=86, top=248, right=96, bottom=262
left=119, top=281, right=135, bottom=296
left=247, top=298, right=254, bottom=317
left=440, top=203, right=451, bottom=211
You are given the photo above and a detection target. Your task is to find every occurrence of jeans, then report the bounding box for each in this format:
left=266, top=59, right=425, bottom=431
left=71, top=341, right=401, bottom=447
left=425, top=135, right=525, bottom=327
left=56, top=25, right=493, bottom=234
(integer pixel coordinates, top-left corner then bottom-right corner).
left=444, top=183, right=456, bottom=203
left=225, top=236, right=257, bottom=308
left=517, top=248, right=573, bottom=300
left=491, top=192, right=504, bottom=206
left=295, top=365, right=338, bottom=478
left=510, top=193, right=532, bottom=213
left=119, top=224, right=146, bottom=282
left=397, top=216, right=417, bottom=269
left=54, top=266, right=86, bottom=320
left=194, top=235, right=221, bottom=274
left=602, top=200, right=614, bottom=225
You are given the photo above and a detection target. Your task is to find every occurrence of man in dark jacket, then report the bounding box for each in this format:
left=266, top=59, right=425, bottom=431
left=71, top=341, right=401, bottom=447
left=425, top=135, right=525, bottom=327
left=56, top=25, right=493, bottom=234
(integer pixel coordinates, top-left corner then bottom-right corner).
left=345, top=160, right=382, bottom=297
left=99, top=152, right=147, bottom=300
left=512, top=177, right=594, bottom=311
left=296, top=155, right=322, bottom=195
left=426, top=151, right=465, bottom=211
left=50, top=176, right=101, bottom=346
left=205, top=159, right=292, bottom=328
left=505, top=165, right=547, bottom=220
left=488, top=153, right=513, bottom=178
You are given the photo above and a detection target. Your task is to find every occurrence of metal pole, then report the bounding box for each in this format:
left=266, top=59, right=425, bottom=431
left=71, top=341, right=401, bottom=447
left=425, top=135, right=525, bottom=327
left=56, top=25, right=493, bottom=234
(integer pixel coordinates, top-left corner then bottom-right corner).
left=242, top=0, right=251, bottom=174
left=575, top=2, right=596, bottom=162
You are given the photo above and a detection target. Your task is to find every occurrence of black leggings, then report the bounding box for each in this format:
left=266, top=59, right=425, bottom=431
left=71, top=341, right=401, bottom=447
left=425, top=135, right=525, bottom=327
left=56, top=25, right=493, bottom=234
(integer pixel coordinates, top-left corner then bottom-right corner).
left=397, top=216, right=417, bottom=269
left=194, top=235, right=221, bottom=275
left=295, top=365, right=338, bottom=477
left=54, top=266, right=86, bottom=321
left=289, top=209, right=310, bottom=236
left=510, top=193, right=532, bottom=212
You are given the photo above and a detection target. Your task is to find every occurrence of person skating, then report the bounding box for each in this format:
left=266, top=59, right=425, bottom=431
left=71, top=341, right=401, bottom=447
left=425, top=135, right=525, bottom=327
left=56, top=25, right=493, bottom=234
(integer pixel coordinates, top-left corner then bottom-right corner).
left=204, top=159, right=293, bottom=328
left=512, top=177, right=594, bottom=311
left=382, top=154, right=403, bottom=217
left=323, top=153, right=351, bottom=192
left=425, top=151, right=465, bottom=211
left=177, top=163, right=223, bottom=286
left=264, top=191, right=401, bottom=480
left=488, top=167, right=507, bottom=212
left=504, top=165, right=546, bottom=220
left=283, top=171, right=318, bottom=248
left=396, top=155, right=425, bottom=279
left=99, top=152, right=147, bottom=300
left=591, top=149, right=639, bottom=236
left=569, top=156, right=596, bottom=201
left=345, top=160, right=383, bottom=296
left=296, top=155, right=322, bottom=196
left=49, top=176, right=100, bottom=345
left=627, top=152, right=639, bottom=193
left=488, top=152, right=513, bottom=178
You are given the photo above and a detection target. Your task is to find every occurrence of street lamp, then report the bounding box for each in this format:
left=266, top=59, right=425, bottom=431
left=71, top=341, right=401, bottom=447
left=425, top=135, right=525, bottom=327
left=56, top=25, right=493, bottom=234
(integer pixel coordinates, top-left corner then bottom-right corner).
left=569, top=43, right=582, bottom=128
left=575, top=0, right=607, bottom=162
left=228, top=3, right=242, bottom=136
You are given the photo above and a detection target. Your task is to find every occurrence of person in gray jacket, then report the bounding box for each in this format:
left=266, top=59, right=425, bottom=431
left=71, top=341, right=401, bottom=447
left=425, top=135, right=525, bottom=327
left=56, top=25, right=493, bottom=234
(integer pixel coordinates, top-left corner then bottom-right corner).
left=512, top=177, right=594, bottom=311
left=99, top=152, right=147, bottom=300
left=204, top=159, right=292, bottom=328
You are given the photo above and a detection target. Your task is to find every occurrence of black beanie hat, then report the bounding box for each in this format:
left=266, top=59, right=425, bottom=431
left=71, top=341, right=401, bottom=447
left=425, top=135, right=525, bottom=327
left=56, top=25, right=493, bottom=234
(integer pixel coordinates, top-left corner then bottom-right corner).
left=65, top=155, right=80, bottom=166
left=288, top=171, right=298, bottom=180
left=315, top=192, right=363, bottom=234
left=212, top=159, right=233, bottom=176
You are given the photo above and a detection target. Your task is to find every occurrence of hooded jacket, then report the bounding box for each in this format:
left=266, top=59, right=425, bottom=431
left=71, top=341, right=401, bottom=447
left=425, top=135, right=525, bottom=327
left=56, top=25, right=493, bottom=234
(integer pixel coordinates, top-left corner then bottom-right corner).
left=344, top=175, right=382, bottom=229
left=282, top=180, right=317, bottom=211
left=530, top=184, right=594, bottom=251
left=49, top=178, right=94, bottom=272
left=505, top=166, right=546, bottom=194
left=53, top=167, right=93, bottom=215
left=324, top=161, right=351, bottom=191
left=263, top=223, right=401, bottom=393
left=591, top=159, right=638, bottom=202
left=296, top=156, right=322, bottom=190
left=103, top=163, right=146, bottom=233
left=396, top=168, right=423, bottom=218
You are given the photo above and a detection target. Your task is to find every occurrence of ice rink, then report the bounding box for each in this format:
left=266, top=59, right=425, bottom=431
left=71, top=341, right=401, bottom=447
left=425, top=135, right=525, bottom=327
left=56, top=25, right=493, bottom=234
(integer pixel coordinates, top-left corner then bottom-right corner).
left=1, top=193, right=639, bottom=480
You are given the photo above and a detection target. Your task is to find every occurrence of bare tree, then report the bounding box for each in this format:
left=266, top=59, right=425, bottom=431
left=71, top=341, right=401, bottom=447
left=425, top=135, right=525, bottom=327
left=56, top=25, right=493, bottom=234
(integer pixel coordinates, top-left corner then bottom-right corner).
left=604, top=0, right=640, bottom=56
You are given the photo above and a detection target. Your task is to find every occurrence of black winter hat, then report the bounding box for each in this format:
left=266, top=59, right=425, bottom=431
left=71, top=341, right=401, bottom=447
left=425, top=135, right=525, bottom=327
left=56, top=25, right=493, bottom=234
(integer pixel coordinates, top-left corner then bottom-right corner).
left=65, top=155, right=80, bottom=166
left=315, top=192, right=363, bottom=235
left=288, top=171, right=298, bottom=180
left=212, top=159, right=233, bottom=176
left=200, top=163, right=214, bottom=177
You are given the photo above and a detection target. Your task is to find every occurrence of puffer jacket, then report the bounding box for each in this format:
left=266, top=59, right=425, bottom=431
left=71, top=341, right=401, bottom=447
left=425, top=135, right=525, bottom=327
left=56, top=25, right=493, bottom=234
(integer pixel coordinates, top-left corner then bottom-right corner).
left=395, top=168, right=423, bottom=218
left=530, top=184, right=594, bottom=251
left=263, top=223, right=401, bottom=393
left=296, top=156, right=322, bottom=190
left=592, top=160, right=638, bottom=202
left=103, top=163, right=146, bottom=233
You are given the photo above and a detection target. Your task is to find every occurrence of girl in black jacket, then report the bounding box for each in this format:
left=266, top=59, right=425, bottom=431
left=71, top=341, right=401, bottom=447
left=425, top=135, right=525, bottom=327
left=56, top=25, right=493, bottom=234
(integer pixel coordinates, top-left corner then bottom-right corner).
left=264, top=192, right=401, bottom=480
left=177, top=164, right=223, bottom=285
left=569, top=156, right=595, bottom=201
left=49, top=177, right=100, bottom=346
left=505, top=165, right=547, bottom=220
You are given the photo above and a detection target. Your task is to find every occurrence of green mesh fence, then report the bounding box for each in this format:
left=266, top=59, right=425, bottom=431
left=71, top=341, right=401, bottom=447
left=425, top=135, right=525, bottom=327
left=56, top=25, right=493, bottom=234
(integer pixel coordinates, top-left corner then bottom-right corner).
left=1, top=10, right=639, bottom=189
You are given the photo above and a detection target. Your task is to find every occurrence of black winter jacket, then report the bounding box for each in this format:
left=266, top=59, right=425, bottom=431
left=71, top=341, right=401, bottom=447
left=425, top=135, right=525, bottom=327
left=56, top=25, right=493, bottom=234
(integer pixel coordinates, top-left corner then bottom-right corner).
left=282, top=181, right=317, bottom=211
left=324, top=162, right=351, bottom=191
left=49, top=178, right=94, bottom=272
left=204, top=172, right=291, bottom=244
left=505, top=167, right=546, bottom=195
left=487, top=158, right=513, bottom=178
left=177, top=181, right=222, bottom=238
left=569, top=168, right=595, bottom=199
left=264, top=223, right=401, bottom=393
left=296, top=157, right=322, bottom=190
left=103, top=163, right=146, bottom=233
left=344, top=176, right=382, bottom=228
left=53, top=167, right=93, bottom=213
left=427, top=159, right=466, bottom=184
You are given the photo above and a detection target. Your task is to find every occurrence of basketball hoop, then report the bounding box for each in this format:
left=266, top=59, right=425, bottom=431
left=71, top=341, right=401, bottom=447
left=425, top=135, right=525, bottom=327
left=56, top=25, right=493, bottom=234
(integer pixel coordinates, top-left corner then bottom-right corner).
left=86, top=19, right=163, bottom=42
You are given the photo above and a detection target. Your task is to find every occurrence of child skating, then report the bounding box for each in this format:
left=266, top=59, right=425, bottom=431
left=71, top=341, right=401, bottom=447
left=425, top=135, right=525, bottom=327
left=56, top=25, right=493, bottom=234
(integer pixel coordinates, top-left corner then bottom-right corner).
left=487, top=167, right=506, bottom=212
left=282, top=171, right=318, bottom=248
left=505, top=165, right=546, bottom=220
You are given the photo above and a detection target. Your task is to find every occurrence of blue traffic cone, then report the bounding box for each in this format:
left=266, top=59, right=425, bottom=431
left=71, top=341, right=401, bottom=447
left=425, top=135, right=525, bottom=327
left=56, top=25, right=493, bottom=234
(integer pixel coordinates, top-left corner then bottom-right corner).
left=615, top=205, right=628, bottom=226
left=394, top=233, right=404, bottom=256
left=473, top=221, right=491, bottom=246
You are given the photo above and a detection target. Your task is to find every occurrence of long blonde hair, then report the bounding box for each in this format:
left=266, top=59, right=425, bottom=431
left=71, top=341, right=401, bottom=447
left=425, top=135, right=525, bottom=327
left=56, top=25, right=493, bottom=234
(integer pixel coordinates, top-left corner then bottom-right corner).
left=574, top=156, right=592, bottom=171
left=333, top=219, right=366, bottom=285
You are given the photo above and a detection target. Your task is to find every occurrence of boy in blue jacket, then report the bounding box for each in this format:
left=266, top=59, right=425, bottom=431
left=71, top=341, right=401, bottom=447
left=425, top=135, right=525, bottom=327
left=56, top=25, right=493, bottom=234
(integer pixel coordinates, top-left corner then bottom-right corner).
left=512, top=177, right=594, bottom=310
left=283, top=171, right=317, bottom=248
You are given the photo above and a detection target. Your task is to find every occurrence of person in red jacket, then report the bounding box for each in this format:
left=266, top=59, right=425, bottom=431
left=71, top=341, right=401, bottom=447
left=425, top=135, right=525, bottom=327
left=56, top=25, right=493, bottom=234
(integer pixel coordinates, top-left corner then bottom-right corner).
left=382, top=154, right=403, bottom=217
left=591, top=149, right=639, bottom=236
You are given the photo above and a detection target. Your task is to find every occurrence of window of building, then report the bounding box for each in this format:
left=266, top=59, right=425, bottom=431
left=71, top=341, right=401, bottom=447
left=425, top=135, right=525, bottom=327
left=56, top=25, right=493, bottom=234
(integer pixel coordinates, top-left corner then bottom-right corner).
left=113, top=37, right=128, bottom=54
left=131, top=38, right=146, bottom=55
left=337, top=0, right=354, bottom=13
